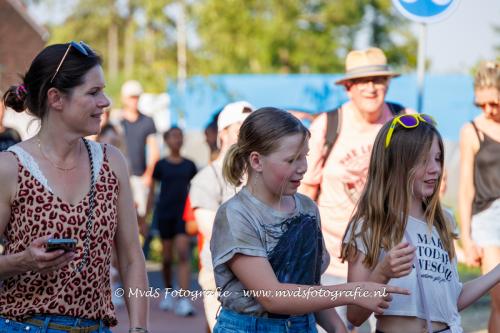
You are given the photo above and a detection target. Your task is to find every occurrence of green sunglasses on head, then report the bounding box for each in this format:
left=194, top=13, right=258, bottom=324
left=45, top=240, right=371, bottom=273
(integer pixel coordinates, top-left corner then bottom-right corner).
left=385, top=114, right=436, bottom=148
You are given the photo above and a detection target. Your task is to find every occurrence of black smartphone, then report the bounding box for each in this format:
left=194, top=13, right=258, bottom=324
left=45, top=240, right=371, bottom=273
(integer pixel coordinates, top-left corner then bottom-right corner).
left=46, top=238, right=77, bottom=252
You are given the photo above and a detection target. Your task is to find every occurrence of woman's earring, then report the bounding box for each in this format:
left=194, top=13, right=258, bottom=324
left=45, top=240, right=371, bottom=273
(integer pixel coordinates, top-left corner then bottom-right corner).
left=253, top=173, right=258, bottom=189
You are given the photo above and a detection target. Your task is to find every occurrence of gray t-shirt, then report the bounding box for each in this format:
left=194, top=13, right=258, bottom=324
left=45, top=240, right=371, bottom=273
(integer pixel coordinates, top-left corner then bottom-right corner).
left=210, top=186, right=329, bottom=316
left=121, top=112, right=156, bottom=176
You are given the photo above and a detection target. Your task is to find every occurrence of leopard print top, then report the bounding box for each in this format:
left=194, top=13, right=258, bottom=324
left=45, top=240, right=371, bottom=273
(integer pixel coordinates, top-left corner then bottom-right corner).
left=0, top=141, right=118, bottom=326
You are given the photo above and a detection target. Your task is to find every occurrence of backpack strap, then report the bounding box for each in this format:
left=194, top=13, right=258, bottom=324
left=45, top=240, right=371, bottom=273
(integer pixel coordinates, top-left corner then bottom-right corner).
left=321, top=102, right=404, bottom=166
left=321, top=107, right=341, bottom=167
left=387, top=102, right=405, bottom=116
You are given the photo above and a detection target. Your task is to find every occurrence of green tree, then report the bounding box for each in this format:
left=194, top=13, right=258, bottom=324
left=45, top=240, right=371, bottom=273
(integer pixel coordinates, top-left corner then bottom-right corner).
left=35, top=0, right=418, bottom=98
left=191, top=0, right=417, bottom=74
left=46, top=0, right=178, bottom=98
left=363, top=0, right=417, bottom=70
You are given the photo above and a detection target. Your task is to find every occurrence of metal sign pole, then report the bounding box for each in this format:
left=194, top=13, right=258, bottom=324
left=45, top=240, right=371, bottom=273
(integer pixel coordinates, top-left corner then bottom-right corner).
left=392, top=0, right=460, bottom=113
left=416, top=23, right=427, bottom=113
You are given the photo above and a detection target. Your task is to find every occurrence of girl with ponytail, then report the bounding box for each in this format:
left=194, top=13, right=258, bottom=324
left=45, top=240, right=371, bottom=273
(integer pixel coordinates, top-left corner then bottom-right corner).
left=210, top=107, right=408, bottom=333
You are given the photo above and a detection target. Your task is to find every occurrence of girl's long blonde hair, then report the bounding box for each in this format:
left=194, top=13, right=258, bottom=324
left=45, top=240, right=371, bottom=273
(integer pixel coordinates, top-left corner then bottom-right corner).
left=223, top=107, right=309, bottom=187
left=340, top=120, right=457, bottom=269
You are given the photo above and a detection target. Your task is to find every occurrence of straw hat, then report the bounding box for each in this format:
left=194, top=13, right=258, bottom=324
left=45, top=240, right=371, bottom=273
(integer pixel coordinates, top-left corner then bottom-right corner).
left=335, top=47, right=399, bottom=85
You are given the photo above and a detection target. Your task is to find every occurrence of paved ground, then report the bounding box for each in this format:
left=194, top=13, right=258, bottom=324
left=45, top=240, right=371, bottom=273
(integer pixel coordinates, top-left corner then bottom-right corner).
left=111, top=267, right=492, bottom=333
left=114, top=296, right=207, bottom=333
left=113, top=267, right=207, bottom=333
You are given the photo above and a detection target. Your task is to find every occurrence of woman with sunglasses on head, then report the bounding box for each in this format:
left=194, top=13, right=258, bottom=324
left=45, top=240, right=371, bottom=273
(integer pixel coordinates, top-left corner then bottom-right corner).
left=458, top=60, right=500, bottom=333
left=340, top=114, right=500, bottom=333
left=0, top=42, right=149, bottom=333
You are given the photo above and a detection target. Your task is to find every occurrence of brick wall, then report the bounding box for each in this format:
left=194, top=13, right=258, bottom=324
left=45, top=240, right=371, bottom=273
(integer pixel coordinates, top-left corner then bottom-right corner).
left=0, top=0, right=47, bottom=92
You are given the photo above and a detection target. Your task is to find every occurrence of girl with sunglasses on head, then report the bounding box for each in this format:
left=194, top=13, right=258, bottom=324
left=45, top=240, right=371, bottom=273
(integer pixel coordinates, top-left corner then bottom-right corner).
left=210, top=107, right=409, bottom=333
left=0, top=42, right=149, bottom=332
left=340, top=114, right=500, bottom=333
left=458, top=60, right=500, bottom=332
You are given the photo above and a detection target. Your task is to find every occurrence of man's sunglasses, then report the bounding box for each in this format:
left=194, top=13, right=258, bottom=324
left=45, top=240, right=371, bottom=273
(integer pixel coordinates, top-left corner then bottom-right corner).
left=351, top=76, right=389, bottom=86
left=385, top=114, right=436, bottom=148
left=50, top=41, right=93, bottom=83
left=474, top=101, right=499, bottom=109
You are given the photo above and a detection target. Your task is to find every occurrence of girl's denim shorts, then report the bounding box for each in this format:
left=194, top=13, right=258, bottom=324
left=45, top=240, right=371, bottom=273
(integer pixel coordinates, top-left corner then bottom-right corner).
left=213, top=308, right=317, bottom=333
left=0, top=314, right=111, bottom=333
left=472, top=198, right=500, bottom=247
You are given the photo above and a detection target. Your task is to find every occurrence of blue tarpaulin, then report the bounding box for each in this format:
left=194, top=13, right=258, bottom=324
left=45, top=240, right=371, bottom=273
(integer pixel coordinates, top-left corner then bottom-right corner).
left=168, top=74, right=481, bottom=141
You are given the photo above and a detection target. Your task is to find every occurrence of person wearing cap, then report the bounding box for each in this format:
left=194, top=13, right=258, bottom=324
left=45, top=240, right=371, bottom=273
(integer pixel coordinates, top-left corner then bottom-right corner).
left=189, top=101, right=254, bottom=332
left=119, top=80, right=159, bottom=235
left=299, top=47, right=412, bottom=331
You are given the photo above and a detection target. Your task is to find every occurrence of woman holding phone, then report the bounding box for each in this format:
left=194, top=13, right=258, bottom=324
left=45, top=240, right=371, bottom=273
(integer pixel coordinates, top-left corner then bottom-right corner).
left=0, top=42, right=149, bottom=332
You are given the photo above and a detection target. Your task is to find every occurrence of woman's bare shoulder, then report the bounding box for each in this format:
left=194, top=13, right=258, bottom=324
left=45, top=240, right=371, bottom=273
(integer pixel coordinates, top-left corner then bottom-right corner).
left=0, top=151, right=19, bottom=175
left=0, top=151, right=19, bottom=199
left=103, top=143, right=129, bottom=179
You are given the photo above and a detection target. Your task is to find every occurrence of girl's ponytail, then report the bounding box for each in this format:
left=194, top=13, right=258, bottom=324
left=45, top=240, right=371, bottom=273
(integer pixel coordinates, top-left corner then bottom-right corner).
left=223, top=143, right=247, bottom=187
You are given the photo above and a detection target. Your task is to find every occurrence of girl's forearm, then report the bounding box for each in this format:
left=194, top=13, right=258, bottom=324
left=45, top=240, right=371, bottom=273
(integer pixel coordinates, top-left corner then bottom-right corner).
left=458, top=264, right=500, bottom=311
left=347, top=266, right=389, bottom=327
left=256, top=283, right=349, bottom=315
left=256, top=282, right=371, bottom=315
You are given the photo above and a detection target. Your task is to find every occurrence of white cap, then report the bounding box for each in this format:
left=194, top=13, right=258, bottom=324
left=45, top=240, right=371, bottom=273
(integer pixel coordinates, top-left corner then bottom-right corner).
left=121, top=80, right=143, bottom=97
left=217, top=101, right=254, bottom=131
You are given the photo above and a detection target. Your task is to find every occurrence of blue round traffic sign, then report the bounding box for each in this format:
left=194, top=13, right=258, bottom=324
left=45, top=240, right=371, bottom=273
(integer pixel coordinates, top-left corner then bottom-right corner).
left=392, top=0, right=460, bottom=23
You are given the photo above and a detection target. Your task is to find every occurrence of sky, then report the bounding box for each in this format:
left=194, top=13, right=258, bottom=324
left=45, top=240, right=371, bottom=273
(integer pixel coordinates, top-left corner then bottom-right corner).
left=28, top=0, right=500, bottom=74
left=409, top=0, right=500, bottom=73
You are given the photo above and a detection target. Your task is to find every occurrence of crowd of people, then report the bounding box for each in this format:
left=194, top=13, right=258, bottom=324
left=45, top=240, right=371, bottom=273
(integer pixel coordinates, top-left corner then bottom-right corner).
left=0, top=41, right=498, bottom=333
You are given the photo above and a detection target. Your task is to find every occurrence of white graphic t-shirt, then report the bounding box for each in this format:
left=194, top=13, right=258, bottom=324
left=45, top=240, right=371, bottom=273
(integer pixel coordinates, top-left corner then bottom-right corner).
left=345, top=215, right=463, bottom=333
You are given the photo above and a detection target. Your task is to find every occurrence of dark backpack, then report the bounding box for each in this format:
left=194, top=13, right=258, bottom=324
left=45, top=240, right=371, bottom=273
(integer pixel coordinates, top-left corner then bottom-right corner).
left=321, top=102, right=405, bottom=165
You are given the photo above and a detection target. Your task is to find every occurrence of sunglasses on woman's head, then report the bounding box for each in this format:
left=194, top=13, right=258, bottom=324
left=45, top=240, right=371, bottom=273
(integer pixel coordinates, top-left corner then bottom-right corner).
left=385, top=114, right=436, bottom=148
left=50, top=41, right=94, bottom=83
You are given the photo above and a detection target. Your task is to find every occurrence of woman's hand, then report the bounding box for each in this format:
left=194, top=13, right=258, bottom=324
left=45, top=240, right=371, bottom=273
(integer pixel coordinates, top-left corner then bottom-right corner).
left=348, top=282, right=410, bottom=315
left=375, top=242, right=416, bottom=281
left=21, top=235, right=75, bottom=274
left=462, top=238, right=482, bottom=268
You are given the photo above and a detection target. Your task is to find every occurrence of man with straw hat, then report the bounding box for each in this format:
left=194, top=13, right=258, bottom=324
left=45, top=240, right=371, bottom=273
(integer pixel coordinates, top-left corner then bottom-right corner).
left=300, top=47, right=412, bottom=331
